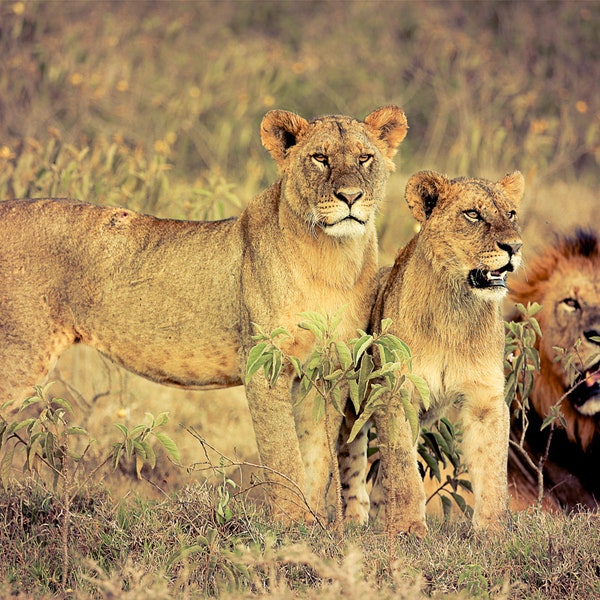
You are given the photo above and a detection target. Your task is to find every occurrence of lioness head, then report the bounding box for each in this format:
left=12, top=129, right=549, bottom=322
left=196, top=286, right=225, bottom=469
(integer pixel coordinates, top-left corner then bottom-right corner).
left=511, top=230, right=600, bottom=439
left=260, top=106, right=408, bottom=239
left=405, top=170, right=524, bottom=300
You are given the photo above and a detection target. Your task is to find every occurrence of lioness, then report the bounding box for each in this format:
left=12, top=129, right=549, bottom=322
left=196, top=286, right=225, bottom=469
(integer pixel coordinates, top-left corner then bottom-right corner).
left=0, top=106, right=408, bottom=523
left=343, top=170, right=524, bottom=536
left=508, top=228, right=600, bottom=510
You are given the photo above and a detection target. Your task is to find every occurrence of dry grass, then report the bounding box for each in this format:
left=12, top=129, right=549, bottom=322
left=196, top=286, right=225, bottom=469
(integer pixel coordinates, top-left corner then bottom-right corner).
left=1, top=0, right=599, bottom=597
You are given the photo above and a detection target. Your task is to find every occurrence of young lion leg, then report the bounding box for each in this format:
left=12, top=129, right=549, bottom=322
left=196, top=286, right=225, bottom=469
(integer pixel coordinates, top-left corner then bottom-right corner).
left=337, top=410, right=370, bottom=524
left=459, top=383, right=510, bottom=530
left=372, top=402, right=427, bottom=537
left=244, top=373, right=312, bottom=524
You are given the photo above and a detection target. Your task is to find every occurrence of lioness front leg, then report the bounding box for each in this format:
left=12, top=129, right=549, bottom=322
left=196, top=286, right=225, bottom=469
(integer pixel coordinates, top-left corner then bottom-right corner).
left=244, top=373, right=312, bottom=524
left=373, top=403, right=427, bottom=538
left=459, top=385, right=509, bottom=531
left=293, top=385, right=345, bottom=521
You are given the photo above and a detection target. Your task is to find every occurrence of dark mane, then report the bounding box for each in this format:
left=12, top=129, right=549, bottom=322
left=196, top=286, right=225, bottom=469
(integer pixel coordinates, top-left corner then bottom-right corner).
left=556, top=228, right=600, bottom=260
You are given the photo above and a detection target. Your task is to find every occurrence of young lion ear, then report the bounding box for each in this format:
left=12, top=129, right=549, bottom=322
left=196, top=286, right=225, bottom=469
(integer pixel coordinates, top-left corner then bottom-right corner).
left=497, top=171, right=525, bottom=205
left=364, top=106, right=408, bottom=160
left=405, top=170, right=449, bottom=223
left=261, top=110, right=309, bottom=167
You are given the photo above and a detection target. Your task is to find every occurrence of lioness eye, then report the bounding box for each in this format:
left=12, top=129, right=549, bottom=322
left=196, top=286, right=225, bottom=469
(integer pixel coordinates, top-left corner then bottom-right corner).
left=507, top=210, right=517, bottom=220
left=464, top=210, right=481, bottom=222
left=358, top=154, right=373, bottom=165
left=312, top=153, right=328, bottom=165
left=561, top=297, right=581, bottom=310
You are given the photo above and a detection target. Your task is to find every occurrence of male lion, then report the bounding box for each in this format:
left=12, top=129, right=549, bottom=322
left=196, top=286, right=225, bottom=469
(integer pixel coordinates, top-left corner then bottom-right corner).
left=508, top=229, right=600, bottom=510
left=0, top=106, right=408, bottom=523
left=342, top=170, right=524, bottom=536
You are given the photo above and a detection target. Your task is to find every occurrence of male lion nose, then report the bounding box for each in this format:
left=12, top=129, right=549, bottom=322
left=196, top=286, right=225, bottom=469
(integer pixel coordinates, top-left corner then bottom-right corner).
left=498, top=241, right=522, bottom=256
left=335, top=187, right=364, bottom=206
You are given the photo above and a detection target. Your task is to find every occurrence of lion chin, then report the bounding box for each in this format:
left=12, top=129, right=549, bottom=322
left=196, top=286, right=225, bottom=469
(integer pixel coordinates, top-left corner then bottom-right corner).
left=322, top=216, right=367, bottom=238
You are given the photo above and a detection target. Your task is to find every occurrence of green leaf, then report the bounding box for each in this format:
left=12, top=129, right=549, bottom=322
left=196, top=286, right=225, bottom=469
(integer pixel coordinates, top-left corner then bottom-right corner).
left=357, top=352, right=374, bottom=405
left=406, top=372, right=430, bottom=410
left=289, top=356, right=303, bottom=378
left=1, top=444, right=15, bottom=489
left=347, top=404, right=376, bottom=444
left=335, top=341, right=353, bottom=370
left=269, top=326, right=291, bottom=339
left=353, top=334, right=374, bottom=366
left=154, top=412, right=170, bottom=428
left=51, top=397, right=74, bottom=414
left=114, top=423, right=129, bottom=437
left=312, top=395, right=325, bottom=423
left=245, top=342, right=269, bottom=383
left=66, top=426, right=89, bottom=436
left=400, top=395, right=420, bottom=444
left=269, top=350, right=283, bottom=386
left=348, top=379, right=360, bottom=413
left=154, top=432, right=181, bottom=463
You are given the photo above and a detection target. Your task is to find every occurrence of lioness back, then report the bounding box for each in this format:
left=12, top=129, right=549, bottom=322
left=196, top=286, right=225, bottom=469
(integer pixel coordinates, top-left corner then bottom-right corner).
left=0, top=197, right=244, bottom=393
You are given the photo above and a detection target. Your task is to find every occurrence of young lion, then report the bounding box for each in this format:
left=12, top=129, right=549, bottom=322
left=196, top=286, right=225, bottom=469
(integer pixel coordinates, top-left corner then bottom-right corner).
left=343, top=170, right=524, bottom=536
left=0, top=106, right=408, bottom=523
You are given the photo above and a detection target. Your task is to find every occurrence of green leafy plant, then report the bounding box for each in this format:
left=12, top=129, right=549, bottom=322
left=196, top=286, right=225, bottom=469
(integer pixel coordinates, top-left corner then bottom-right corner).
left=246, top=312, right=429, bottom=533
left=504, top=302, right=545, bottom=504
left=418, top=418, right=473, bottom=520
left=0, top=383, right=180, bottom=591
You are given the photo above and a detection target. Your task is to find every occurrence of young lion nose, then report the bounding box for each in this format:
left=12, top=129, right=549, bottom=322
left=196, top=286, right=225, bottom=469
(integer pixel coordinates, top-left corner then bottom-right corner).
left=335, top=187, right=364, bottom=206
left=498, top=241, right=522, bottom=256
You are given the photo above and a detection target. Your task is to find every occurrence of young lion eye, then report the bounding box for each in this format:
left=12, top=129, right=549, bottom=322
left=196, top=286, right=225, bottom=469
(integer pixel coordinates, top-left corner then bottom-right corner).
left=312, top=153, right=329, bottom=166
left=358, top=154, right=373, bottom=165
left=463, top=210, right=481, bottom=222
left=561, top=297, right=581, bottom=311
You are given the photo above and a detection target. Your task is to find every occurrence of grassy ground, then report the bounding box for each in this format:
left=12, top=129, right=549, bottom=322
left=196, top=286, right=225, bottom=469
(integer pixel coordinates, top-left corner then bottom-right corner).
left=1, top=0, right=599, bottom=597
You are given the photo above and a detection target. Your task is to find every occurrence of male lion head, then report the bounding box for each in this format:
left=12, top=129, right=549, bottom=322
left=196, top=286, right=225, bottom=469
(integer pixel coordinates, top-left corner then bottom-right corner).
left=260, top=106, right=408, bottom=239
left=404, top=170, right=524, bottom=301
left=510, top=229, right=600, bottom=449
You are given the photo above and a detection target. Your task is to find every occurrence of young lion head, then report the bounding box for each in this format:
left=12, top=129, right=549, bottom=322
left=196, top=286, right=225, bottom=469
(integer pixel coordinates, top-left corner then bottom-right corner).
left=260, top=106, right=407, bottom=239
left=510, top=229, right=600, bottom=449
left=404, top=170, right=524, bottom=301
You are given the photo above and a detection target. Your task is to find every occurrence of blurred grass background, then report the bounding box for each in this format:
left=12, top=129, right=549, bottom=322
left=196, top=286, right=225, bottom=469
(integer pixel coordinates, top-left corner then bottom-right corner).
left=0, top=0, right=598, bottom=497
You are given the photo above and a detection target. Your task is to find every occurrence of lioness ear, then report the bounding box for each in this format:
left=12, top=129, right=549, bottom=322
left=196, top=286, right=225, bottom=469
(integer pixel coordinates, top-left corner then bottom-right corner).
left=405, top=170, right=449, bottom=223
left=364, top=106, right=408, bottom=161
left=261, top=110, right=309, bottom=167
left=497, top=171, right=525, bottom=205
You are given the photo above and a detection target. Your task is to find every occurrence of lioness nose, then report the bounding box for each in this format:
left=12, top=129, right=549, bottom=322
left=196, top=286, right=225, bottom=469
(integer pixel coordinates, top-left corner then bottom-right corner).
left=498, top=241, right=522, bottom=256
left=335, top=187, right=364, bottom=206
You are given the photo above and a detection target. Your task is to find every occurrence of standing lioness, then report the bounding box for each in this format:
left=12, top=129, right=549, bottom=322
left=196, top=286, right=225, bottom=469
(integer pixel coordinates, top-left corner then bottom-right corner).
left=344, top=169, right=524, bottom=536
left=0, top=106, right=408, bottom=523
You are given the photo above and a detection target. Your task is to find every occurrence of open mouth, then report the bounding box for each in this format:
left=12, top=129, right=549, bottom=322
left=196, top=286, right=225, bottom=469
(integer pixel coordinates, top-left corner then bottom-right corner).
left=468, top=263, right=513, bottom=290
left=570, top=360, right=600, bottom=414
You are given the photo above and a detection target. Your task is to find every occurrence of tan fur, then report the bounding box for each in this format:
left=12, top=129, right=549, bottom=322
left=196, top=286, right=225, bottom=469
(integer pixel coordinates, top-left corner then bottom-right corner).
left=0, top=107, right=408, bottom=523
left=349, top=170, right=524, bottom=536
left=508, top=230, right=600, bottom=509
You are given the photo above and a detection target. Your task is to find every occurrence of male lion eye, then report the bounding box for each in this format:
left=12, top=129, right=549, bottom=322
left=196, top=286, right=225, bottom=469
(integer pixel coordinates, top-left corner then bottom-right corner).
left=358, top=154, right=373, bottom=165
left=464, top=210, right=481, bottom=222
left=312, top=153, right=328, bottom=165
left=561, top=297, right=581, bottom=310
